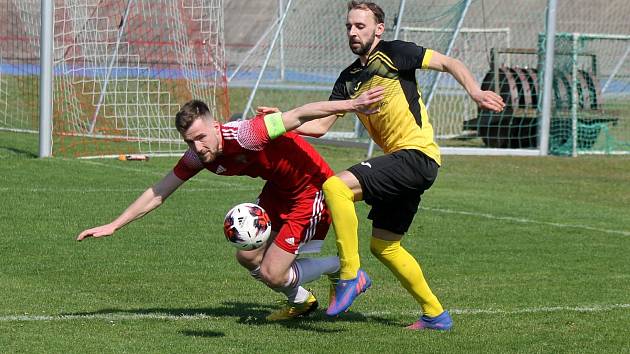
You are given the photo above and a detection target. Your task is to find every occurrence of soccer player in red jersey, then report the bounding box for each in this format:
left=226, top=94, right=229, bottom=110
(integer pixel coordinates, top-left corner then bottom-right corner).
left=76, top=87, right=383, bottom=320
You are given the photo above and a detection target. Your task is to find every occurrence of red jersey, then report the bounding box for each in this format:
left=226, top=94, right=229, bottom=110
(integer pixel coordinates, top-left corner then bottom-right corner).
left=173, top=114, right=334, bottom=196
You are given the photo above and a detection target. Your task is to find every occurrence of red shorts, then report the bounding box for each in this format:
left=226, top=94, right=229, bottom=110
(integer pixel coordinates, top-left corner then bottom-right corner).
left=257, top=186, right=331, bottom=255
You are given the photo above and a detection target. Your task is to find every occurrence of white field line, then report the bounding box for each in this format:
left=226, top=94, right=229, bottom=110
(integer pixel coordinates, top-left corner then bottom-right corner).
left=448, top=303, right=630, bottom=315
left=424, top=207, right=630, bottom=236
left=0, top=185, right=627, bottom=235
left=365, top=303, right=630, bottom=317
left=75, top=159, right=245, bottom=189
left=4, top=158, right=259, bottom=191
left=1, top=303, right=628, bottom=322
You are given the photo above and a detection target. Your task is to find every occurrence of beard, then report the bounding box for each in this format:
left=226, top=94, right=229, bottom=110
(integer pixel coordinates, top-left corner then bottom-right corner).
left=349, top=32, right=376, bottom=56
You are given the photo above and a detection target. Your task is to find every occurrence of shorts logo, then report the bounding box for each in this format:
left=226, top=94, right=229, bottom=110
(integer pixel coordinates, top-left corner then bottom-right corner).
left=286, top=237, right=295, bottom=245
left=360, top=161, right=372, bottom=168
left=216, top=165, right=227, bottom=174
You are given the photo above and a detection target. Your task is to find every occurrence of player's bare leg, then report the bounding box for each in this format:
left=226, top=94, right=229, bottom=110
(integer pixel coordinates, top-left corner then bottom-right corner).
left=237, top=231, right=339, bottom=320
left=236, top=244, right=314, bottom=320
left=261, top=243, right=339, bottom=320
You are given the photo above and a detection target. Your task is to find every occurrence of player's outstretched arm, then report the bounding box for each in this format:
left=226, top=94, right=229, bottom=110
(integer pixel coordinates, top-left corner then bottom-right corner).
left=294, top=115, right=340, bottom=137
left=280, top=86, right=384, bottom=133
left=428, top=51, right=505, bottom=113
left=258, top=105, right=339, bottom=138
left=76, top=171, right=185, bottom=241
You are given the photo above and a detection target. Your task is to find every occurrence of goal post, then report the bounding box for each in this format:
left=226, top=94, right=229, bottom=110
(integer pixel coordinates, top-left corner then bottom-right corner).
left=226, top=0, right=629, bottom=157
left=2, top=0, right=229, bottom=158
left=398, top=26, right=512, bottom=138
left=226, top=0, right=552, bottom=157
left=39, top=0, right=53, bottom=158
left=227, top=0, right=479, bottom=148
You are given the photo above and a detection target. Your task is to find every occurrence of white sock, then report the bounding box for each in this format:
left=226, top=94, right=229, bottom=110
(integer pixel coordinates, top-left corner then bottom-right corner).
left=292, top=286, right=310, bottom=303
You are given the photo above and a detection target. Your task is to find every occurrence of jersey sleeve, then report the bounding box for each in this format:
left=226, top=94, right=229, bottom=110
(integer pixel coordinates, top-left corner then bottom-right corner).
left=387, top=40, right=433, bottom=71
left=173, top=149, right=204, bottom=181
left=225, top=114, right=271, bottom=151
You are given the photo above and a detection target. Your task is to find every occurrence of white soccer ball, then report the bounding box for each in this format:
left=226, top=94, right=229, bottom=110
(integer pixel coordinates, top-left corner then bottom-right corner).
left=223, top=203, right=271, bottom=250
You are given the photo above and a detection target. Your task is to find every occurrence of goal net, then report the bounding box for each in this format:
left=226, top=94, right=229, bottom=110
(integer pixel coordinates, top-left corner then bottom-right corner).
left=0, top=0, right=228, bottom=157
left=542, top=33, right=630, bottom=155
left=226, top=0, right=630, bottom=156
left=227, top=0, right=472, bottom=142
left=399, top=27, right=510, bottom=140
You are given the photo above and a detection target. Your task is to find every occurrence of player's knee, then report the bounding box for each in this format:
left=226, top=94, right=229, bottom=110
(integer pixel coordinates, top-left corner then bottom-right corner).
left=323, top=175, right=355, bottom=201
left=370, top=238, right=385, bottom=259
left=259, top=264, right=286, bottom=288
left=322, top=176, right=336, bottom=196
left=235, top=249, right=262, bottom=269
left=370, top=237, right=398, bottom=261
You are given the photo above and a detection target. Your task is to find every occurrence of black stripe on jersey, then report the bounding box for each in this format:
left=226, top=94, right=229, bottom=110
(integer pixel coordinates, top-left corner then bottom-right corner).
left=399, top=73, right=423, bottom=128
left=372, top=43, right=424, bottom=128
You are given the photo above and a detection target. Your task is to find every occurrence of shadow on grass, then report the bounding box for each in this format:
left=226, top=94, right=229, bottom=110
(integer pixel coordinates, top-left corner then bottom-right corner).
left=0, top=146, right=38, bottom=158
left=63, top=300, right=400, bottom=335
left=179, top=330, right=225, bottom=338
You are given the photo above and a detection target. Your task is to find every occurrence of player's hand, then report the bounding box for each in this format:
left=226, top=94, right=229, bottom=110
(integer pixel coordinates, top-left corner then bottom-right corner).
left=353, top=86, right=385, bottom=115
left=256, top=106, right=280, bottom=115
left=472, top=89, right=505, bottom=113
left=76, top=224, right=116, bottom=241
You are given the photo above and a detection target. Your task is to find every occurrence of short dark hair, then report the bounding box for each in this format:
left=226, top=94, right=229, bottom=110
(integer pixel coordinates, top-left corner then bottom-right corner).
left=347, top=1, right=385, bottom=24
left=175, top=99, right=212, bottom=134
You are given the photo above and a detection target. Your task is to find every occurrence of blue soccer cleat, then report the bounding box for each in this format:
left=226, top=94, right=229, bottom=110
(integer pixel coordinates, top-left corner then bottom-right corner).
left=326, top=269, right=371, bottom=316
left=405, top=310, right=453, bottom=330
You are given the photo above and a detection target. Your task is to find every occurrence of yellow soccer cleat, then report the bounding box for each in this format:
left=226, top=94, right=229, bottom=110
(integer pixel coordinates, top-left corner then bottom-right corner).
left=266, top=293, right=318, bottom=321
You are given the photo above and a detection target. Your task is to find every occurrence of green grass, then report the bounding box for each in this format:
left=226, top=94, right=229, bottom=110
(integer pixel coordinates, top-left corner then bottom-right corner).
left=1, top=130, right=629, bottom=353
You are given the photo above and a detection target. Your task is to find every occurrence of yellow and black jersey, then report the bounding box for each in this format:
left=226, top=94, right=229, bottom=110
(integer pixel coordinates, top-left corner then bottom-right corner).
left=330, top=40, right=440, bottom=165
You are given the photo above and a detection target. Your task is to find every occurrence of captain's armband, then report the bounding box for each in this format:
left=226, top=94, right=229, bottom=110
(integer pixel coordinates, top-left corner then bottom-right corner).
left=263, top=112, right=287, bottom=140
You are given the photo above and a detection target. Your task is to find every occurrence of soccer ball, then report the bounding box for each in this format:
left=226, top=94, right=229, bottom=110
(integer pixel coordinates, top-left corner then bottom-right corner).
left=223, top=203, right=271, bottom=250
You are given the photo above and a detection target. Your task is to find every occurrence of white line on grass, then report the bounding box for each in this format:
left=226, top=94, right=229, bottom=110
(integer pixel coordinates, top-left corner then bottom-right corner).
left=75, top=159, right=252, bottom=189
left=1, top=303, right=628, bottom=322
left=3, top=158, right=259, bottom=192
left=1, top=187, right=626, bottom=235
left=73, top=159, right=170, bottom=177
left=424, top=207, right=630, bottom=236
left=448, top=303, right=630, bottom=315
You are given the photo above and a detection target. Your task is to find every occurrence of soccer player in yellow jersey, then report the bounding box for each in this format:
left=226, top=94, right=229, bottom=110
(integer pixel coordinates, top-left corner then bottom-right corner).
left=297, top=1, right=505, bottom=329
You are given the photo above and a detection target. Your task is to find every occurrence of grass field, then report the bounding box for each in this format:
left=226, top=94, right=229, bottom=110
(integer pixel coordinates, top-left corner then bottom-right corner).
left=1, top=130, right=629, bottom=353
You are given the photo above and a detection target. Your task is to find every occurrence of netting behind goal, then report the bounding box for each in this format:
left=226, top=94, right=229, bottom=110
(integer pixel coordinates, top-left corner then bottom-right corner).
left=399, top=27, right=510, bottom=140
left=465, top=0, right=630, bottom=155
left=227, top=0, right=470, bottom=141
left=226, top=0, right=630, bottom=155
left=540, top=35, right=630, bottom=155
left=0, top=0, right=228, bottom=157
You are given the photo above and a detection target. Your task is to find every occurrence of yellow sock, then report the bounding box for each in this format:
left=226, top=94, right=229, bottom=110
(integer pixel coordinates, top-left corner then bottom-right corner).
left=370, top=237, right=444, bottom=317
left=323, top=176, right=360, bottom=280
